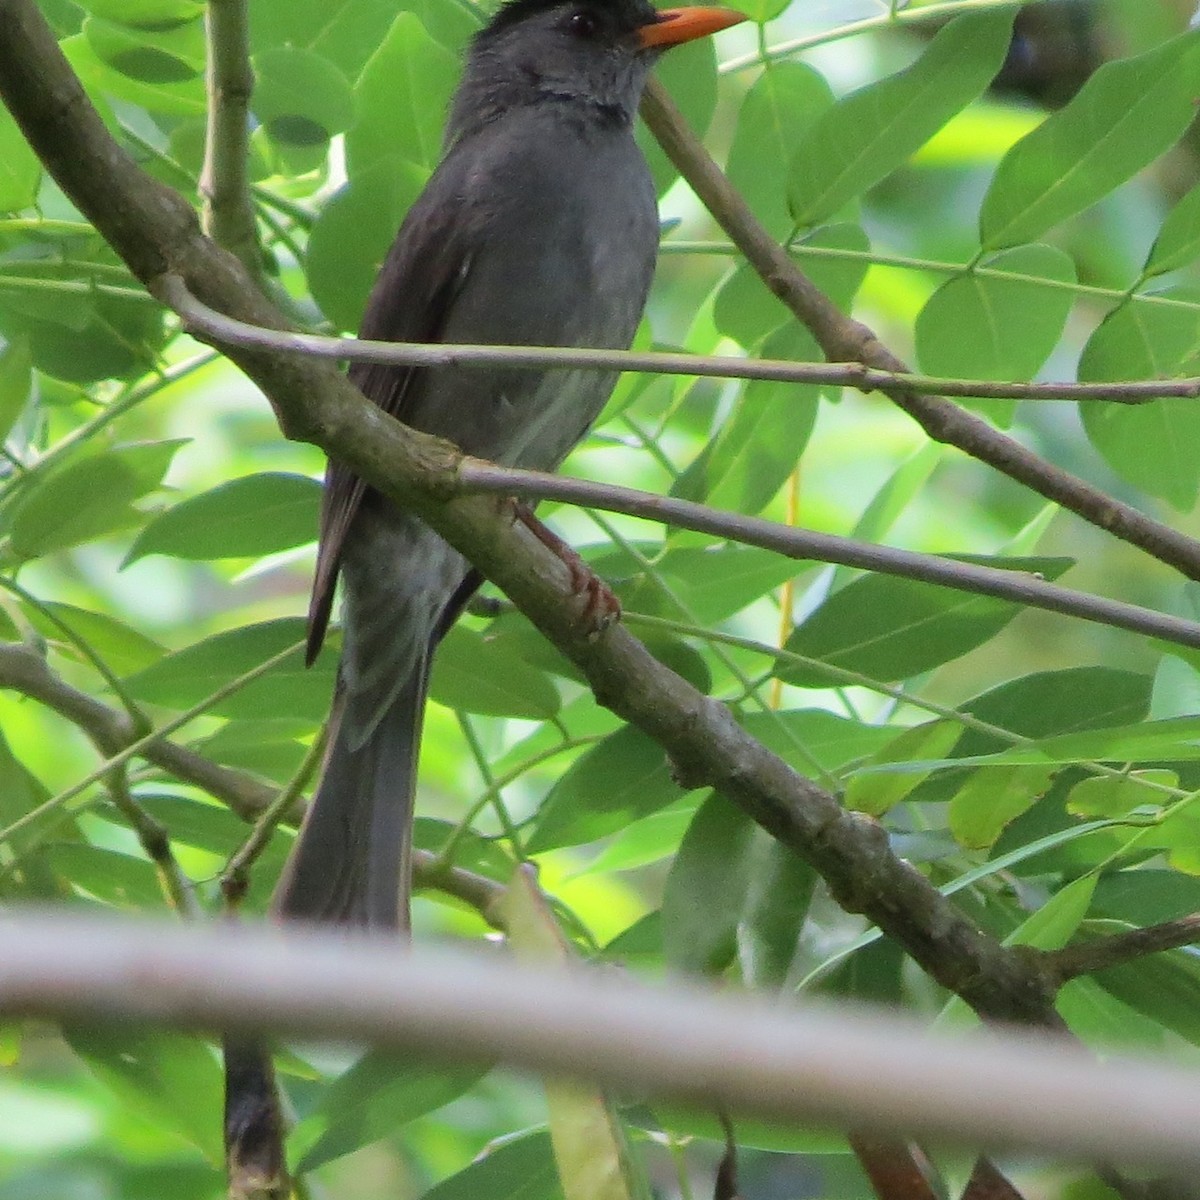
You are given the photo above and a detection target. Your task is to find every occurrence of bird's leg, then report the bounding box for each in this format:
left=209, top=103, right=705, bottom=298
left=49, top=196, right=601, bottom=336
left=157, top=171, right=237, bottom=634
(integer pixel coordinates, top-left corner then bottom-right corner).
left=513, top=502, right=621, bottom=636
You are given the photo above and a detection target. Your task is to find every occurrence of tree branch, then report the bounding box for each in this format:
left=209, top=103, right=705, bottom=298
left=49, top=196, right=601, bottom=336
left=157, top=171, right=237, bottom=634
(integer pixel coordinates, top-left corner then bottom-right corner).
left=1, top=912, right=1200, bottom=1172
left=163, top=275, right=1200, bottom=403
left=638, top=80, right=1200, bottom=584
left=1042, top=916, right=1200, bottom=984
left=452, top=459, right=1200, bottom=653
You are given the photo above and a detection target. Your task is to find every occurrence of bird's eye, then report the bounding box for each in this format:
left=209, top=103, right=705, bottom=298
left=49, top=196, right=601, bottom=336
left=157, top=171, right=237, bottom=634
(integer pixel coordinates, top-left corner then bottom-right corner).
left=566, top=10, right=599, bottom=37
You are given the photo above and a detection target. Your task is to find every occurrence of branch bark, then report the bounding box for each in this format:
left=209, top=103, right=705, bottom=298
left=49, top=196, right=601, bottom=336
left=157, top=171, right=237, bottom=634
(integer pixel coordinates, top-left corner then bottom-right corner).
left=0, top=912, right=1197, bottom=1172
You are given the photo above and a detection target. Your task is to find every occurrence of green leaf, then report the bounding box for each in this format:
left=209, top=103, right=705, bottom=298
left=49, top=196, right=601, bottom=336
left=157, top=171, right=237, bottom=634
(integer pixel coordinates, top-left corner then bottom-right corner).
left=528, top=726, right=685, bottom=853
left=662, top=795, right=815, bottom=986
left=83, top=15, right=205, bottom=85
left=1096, top=946, right=1200, bottom=1047
left=0, top=275, right=165, bottom=384
left=63, top=31, right=205, bottom=116
left=672, top=324, right=818, bottom=515
left=1079, top=289, right=1200, bottom=510
left=915, top=244, right=1076, bottom=381
left=0, top=336, right=32, bottom=444
left=293, top=1053, right=491, bottom=1171
left=124, top=793, right=261, bottom=857
left=844, top=721, right=962, bottom=817
left=505, top=870, right=652, bottom=1200
left=980, top=31, right=1200, bottom=249
left=0, top=110, right=41, bottom=211
left=737, top=839, right=816, bottom=989
left=78, top=0, right=203, bottom=26
left=948, top=764, right=1059, bottom=849
left=1009, top=874, right=1097, bottom=950
left=193, top=719, right=312, bottom=784
left=44, top=843, right=164, bottom=909
left=122, top=617, right=330, bottom=722
left=307, top=157, right=428, bottom=330
left=253, top=47, right=356, bottom=150
left=7, top=440, right=186, bottom=560
left=1144, top=180, right=1200, bottom=277
left=22, top=601, right=165, bottom=675
left=1094, top=869, right=1200, bottom=925
left=726, top=62, right=834, bottom=236
left=422, top=1129, right=564, bottom=1200
left=1066, top=770, right=1179, bottom=819
left=430, top=625, right=561, bottom=720
left=788, top=11, right=1014, bottom=226
left=0, top=729, right=72, bottom=900
left=654, top=543, right=803, bottom=625
left=955, top=667, right=1153, bottom=757
left=777, top=556, right=1072, bottom=687
left=124, top=471, right=320, bottom=564
left=346, top=12, right=459, bottom=175
left=739, top=709, right=894, bottom=775
left=577, top=798, right=701, bottom=875
left=662, top=792, right=755, bottom=975
left=831, top=444, right=941, bottom=590
left=739, top=0, right=789, bottom=25
left=64, top=1026, right=224, bottom=1162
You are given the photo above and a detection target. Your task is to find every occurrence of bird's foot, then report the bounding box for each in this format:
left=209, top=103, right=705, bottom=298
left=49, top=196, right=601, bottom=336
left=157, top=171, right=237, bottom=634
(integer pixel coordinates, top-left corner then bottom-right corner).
left=515, top=503, right=621, bottom=638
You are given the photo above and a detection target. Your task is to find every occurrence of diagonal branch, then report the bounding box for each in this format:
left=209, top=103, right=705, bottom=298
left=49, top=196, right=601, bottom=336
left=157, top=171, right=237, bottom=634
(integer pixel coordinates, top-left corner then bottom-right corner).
left=1042, top=916, right=1200, bottom=984
left=638, top=80, right=1200, bottom=584
left=0, top=641, right=276, bottom=822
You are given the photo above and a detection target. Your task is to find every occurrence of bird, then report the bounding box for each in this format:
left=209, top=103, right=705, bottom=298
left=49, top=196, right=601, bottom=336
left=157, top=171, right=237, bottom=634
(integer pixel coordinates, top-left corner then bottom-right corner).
left=272, top=0, right=746, bottom=931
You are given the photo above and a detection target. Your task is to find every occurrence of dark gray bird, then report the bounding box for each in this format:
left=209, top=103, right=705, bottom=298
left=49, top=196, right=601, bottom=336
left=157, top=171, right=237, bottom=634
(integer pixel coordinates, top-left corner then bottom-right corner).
left=274, top=0, right=745, bottom=930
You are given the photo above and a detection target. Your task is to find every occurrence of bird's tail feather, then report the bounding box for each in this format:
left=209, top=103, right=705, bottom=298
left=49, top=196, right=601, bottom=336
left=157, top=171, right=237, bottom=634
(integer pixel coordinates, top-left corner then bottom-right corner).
left=272, top=663, right=427, bottom=930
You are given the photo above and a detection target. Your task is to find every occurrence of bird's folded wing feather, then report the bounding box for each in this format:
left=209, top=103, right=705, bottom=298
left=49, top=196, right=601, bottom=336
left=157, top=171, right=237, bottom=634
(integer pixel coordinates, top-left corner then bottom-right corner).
left=306, top=200, right=477, bottom=664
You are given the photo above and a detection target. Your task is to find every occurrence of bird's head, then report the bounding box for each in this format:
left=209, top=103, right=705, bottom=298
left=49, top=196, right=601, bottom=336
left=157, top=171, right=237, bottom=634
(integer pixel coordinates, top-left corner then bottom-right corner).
left=450, top=0, right=745, bottom=136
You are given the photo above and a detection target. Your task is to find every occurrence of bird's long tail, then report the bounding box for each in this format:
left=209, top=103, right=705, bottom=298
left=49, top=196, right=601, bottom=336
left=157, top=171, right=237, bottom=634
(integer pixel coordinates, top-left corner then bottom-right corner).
left=272, top=662, right=428, bottom=931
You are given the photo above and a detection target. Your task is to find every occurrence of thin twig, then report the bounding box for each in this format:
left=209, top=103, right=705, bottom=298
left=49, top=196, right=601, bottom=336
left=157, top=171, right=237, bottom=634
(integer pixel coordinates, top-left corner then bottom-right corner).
left=221, top=725, right=328, bottom=910
left=105, top=765, right=199, bottom=917
left=0, top=640, right=306, bottom=852
left=164, top=278, right=1200, bottom=404
left=455, top=460, right=1200, bottom=653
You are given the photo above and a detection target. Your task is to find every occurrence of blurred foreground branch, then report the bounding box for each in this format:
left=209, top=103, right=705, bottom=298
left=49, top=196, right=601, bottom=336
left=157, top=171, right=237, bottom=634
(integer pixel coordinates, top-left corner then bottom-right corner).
left=2, top=912, right=1200, bottom=1171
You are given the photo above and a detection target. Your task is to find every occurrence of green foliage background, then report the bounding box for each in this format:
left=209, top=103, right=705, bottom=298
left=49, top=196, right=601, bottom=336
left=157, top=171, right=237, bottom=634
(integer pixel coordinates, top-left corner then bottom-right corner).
left=4, top=0, right=1200, bottom=1196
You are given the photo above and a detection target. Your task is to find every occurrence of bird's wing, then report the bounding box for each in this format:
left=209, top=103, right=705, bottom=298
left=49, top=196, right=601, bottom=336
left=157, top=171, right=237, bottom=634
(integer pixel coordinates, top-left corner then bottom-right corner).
left=306, top=197, right=476, bottom=665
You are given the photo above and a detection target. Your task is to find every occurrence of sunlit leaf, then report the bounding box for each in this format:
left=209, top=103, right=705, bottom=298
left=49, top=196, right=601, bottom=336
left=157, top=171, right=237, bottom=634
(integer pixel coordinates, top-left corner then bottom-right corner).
left=124, top=471, right=321, bottom=564
left=64, top=1026, right=224, bottom=1162
left=7, top=440, right=186, bottom=560
left=981, top=30, right=1200, bottom=248
left=789, top=11, right=1014, bottom=225
left=528, top=726, right=685, bottom=853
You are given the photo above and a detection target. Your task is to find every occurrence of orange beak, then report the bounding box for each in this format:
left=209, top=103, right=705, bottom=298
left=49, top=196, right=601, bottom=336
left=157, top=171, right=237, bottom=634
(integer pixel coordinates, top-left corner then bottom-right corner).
left=637, top=5, right=747, bottom=48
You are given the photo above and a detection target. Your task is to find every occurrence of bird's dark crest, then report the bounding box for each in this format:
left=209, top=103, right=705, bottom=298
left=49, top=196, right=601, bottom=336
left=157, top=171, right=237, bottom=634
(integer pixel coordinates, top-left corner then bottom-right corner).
left=477, top=0, right=658, bottom=41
